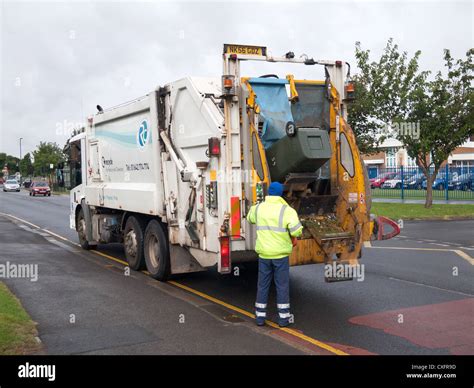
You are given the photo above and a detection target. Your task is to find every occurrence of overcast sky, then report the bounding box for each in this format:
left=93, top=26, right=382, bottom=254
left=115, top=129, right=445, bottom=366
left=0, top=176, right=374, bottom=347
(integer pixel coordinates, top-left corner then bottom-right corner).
left=1, top=0, right=472, bottom=157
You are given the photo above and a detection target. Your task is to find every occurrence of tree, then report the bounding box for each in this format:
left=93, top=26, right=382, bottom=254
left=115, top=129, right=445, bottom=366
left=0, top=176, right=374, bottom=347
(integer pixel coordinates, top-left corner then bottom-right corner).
left=349, top=39, right=473, bottom=208
left=32, top=142, right=65, bottom=177
left=0, top=152, right=20, bottom=177
left=400, top=49, right=473, bottom=207
left=19, top=153, right=34, bottom=177
left=348, top=39, right=428, bottom=154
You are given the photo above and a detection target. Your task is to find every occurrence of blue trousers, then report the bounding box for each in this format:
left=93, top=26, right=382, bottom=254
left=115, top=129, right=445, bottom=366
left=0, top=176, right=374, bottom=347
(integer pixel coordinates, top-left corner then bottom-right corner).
left=255, top=256, right=291, bottom=325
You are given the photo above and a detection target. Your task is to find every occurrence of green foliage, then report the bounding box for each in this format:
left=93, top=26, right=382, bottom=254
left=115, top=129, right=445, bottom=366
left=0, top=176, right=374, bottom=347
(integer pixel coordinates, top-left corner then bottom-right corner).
left=349, top=39, right=473, bottom=207
left=0, top=153, right=20, bottom=177
left=401, top=48, right=474, bottom=173
left=348, top=38, right=428, bottom=154
left=19, top=153, right=34, bottom=177
left=32, top=142, right=65, bottom=176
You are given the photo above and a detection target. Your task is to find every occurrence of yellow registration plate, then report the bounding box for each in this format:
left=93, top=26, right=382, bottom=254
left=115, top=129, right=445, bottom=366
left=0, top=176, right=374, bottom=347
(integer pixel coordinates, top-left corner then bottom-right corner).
left=223, top=44, right=266, bottom=56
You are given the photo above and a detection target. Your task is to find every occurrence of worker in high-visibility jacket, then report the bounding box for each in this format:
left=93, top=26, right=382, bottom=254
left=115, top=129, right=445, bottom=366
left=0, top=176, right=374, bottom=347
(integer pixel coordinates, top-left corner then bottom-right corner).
left=246, top=181, right=303, bottom=327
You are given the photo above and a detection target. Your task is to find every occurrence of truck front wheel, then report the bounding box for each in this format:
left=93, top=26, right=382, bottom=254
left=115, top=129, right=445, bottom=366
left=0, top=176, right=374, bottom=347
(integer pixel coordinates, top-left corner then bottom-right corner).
left=144, top=220, right=170, bottom=281
left=123, top=216, right=146, bottom=270
left=77, top=208, right=96, bottom=250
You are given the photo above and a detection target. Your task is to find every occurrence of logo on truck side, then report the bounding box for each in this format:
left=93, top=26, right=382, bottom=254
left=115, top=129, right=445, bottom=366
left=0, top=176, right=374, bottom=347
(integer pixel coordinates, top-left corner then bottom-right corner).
left=137, top=120, right=150, bottom=148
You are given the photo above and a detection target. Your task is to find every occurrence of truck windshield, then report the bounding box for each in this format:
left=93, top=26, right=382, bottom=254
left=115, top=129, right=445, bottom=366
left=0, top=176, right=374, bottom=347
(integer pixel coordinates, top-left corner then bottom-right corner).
left=63, top=139, right=82, bottom=189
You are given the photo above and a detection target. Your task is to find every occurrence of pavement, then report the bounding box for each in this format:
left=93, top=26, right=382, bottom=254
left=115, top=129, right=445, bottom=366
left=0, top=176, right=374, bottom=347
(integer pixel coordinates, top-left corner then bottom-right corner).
left=0, top=189, right=473, bottom=355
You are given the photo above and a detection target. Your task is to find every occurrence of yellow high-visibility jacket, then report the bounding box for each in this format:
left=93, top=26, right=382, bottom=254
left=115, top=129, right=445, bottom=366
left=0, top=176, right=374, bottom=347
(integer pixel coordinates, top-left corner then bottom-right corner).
left=247, top=195, right=303, bottom=259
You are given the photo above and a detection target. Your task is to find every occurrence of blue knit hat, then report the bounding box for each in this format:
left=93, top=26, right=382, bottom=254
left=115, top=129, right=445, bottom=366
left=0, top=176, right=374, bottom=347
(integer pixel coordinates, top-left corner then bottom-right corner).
left=268, top=182, right=284, bottom=196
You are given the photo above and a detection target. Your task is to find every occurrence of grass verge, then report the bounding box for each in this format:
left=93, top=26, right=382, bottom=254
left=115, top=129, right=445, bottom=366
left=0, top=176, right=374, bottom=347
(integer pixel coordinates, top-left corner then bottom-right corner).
left=371, top=202, right=474, bottom=220
left=0, top=282, right=41, bottom=354
left=371, top=188, right=474, bottom=201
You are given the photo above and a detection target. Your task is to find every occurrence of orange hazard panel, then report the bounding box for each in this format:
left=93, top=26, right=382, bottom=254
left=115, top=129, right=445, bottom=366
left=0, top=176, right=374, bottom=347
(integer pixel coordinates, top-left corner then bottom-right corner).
left=230, top=196, right=241, bottom=238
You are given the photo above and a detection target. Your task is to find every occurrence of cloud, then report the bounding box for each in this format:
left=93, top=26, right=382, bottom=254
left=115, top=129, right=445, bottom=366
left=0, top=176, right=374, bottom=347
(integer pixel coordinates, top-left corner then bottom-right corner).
left=1, top=0, right=472, bottom=156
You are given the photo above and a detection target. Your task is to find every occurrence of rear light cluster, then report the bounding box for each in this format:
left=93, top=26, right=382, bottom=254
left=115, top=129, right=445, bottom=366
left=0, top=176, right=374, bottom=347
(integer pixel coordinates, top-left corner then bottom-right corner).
left=208, top=137, right=220, bottom=156
left=219, top=236, right=231, bottom=274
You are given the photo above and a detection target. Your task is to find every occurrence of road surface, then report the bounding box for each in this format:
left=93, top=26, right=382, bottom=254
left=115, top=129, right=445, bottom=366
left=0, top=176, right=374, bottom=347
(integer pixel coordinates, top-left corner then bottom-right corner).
left=0, top=190, right=473, bottom=355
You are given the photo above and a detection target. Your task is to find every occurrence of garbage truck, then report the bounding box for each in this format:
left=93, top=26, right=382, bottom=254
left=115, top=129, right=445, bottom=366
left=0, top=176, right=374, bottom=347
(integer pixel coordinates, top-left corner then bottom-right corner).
left=66, top=44, right=399, bottom=281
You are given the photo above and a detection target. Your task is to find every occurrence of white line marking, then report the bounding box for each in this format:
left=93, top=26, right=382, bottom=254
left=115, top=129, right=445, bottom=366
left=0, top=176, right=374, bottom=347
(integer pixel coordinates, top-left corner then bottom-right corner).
left=388, top=277, right=474, bottom=297
left=0, top=212, right=41, bottom=229
left=43, top=229, right=80, bottom=247
left=367, top=245, right=473, bottom=265
left=44, top=237, right=78, bottom=252
left=0, top=212, right=80, bottom=248
left=429, top=243, right=450, bottom=247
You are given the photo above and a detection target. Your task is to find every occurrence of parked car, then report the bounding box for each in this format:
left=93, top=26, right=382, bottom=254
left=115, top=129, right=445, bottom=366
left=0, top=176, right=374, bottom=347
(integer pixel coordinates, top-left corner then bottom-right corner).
left=381, top=173, right=416, bottom=189
left=449, top=173, right=474, bottom=191
left=370, top=172, right=397, bottom=188
left=3, top=179, right=21, bottom=192
left=23, top=178, right=32, bottom=188
left=29, top=181, right=51, bottom=196
left=404, top=174, right=426, bottom=190
left=422, top=174, right=448, bottom=190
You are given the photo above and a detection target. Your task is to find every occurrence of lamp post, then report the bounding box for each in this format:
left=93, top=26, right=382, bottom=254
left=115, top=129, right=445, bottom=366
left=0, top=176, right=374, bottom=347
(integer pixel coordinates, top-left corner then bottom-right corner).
left=19, top=137, right=23, bottom=184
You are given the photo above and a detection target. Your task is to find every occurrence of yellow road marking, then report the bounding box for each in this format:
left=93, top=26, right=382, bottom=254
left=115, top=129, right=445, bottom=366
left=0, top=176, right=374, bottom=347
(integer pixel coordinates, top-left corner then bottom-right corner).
left=91, top=250, right=129, bottom=266
left=453, top=250, right=474, bottom=265
left=367, top=245, right=474, bottom=265
left=168, top=280, right=348, bottom=355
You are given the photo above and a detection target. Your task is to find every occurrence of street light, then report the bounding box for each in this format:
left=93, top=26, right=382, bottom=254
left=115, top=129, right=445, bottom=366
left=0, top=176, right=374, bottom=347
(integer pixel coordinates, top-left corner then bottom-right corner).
left=19, top=138, right=23, bottom=185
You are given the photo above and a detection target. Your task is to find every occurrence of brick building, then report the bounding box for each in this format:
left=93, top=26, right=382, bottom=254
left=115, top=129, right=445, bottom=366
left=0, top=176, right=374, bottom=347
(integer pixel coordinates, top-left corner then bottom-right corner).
left=362, top=137, right=474, bottom=178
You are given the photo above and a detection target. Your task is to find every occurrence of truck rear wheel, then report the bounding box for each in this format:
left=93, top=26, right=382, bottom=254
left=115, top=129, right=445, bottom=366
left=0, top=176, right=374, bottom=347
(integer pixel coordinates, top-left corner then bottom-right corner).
left=124, top=216, right=146, bottom=270
left=144, top=220, right=170, bottom=281
left=77, top=208, right=96, bottom=250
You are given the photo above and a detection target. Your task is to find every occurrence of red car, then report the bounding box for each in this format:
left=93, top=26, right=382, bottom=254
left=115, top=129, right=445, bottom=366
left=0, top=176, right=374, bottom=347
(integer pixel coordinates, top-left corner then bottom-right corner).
left=370, top=172, right=397, bottom=189
left=29, top=181, right=51, bottom=196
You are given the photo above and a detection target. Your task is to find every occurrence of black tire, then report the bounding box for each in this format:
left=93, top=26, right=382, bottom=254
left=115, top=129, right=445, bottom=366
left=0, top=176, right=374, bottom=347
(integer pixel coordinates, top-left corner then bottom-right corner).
left=48, top=193, right=51, bottom=196
left=144, top=220, right=170, bottom=281
left=395, top=183, right=401, bottom=189
left=32, top=192, right=35, bottom=196
left=123, top=216, right=146, bottom=270
left=29, top=192, right=32, bottom=196
left=77, top=208, right=95, bottom=250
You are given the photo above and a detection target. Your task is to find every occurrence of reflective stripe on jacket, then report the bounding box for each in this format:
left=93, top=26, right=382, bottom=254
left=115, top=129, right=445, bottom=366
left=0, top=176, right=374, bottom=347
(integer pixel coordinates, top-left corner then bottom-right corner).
left=247, top=196, right=303, bottom=259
